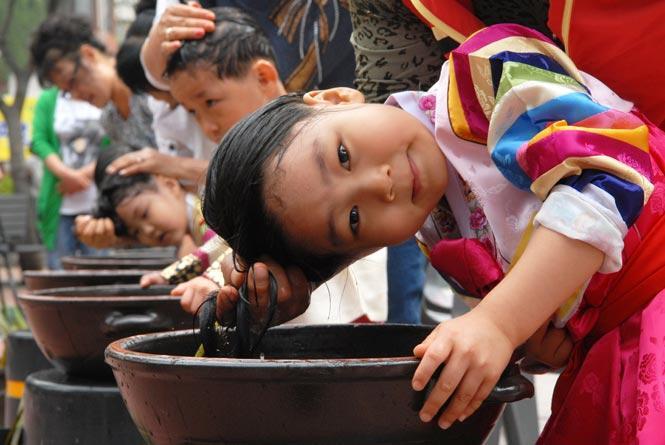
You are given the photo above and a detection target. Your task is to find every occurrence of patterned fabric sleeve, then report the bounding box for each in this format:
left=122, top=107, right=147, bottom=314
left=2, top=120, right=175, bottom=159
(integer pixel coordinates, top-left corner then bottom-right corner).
left=447, top=24, right=657, bottom=272
left=160, top=236, right=230, bottom=284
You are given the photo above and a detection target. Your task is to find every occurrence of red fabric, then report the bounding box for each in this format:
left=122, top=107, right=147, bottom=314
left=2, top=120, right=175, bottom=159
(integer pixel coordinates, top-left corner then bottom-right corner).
left=538, top=116, right=665, bottom=444
left=548, top=0, right=665, bottom=129
left=401, top=0, right=484, bottom=40
left=429, top=237, right=504, bottom=298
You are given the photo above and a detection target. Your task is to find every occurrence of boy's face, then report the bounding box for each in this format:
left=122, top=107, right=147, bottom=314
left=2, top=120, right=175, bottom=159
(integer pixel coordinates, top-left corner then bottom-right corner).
left=115, top=178, right=189, bottom=247
left=265, top=99, right=447, bottom=258
left=169, top=64, right=280, bottom=143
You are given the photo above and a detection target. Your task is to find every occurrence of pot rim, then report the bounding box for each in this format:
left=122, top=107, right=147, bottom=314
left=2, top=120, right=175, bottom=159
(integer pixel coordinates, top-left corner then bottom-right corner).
left=18, top=294, right=180, bottom=304
left=23, top=269, right=153, bottom=277
left=105, top=326, right=422, bottom=371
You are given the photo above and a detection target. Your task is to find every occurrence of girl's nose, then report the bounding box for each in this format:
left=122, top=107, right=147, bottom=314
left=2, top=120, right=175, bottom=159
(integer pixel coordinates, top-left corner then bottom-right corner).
left=142, top=224, right=156, bottom=238
left=364, top=164, right=394, bottom=202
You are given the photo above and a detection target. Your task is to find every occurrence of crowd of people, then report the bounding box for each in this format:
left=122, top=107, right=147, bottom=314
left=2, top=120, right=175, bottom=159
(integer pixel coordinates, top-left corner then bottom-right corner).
left=28, top=0, right=665, bottom=443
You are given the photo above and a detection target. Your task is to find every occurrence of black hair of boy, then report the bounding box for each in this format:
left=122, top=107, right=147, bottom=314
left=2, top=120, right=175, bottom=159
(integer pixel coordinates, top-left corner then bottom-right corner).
left=30, top=15, right=106, bottom=87
left=116, top=9, right=156, bottom=94
left=94, top=145, right=156, bottom=236
left=133, top=0, right=156, bottom=15
left=164, top=6, right=276, bottom=81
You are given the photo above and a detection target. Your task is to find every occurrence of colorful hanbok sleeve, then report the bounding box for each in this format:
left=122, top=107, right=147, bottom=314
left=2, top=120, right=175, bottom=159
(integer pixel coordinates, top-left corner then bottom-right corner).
left=447, top=24, right=656, bottom=273
left=160, top=234, right=230, bottom=284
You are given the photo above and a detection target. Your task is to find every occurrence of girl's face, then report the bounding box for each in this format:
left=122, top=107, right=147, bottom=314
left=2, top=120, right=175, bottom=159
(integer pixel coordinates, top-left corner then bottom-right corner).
left=265, top=88, right=447, bottom=258
left=115, top=177, right=189, bottom=247
left=170, top=61, right=283, bottom=143
left=49, top=44, right=117, bottom=108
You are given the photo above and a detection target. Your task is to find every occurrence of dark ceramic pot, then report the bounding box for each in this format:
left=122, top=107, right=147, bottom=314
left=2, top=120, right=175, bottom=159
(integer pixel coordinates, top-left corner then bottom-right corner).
left=18, top=284, right=191, bottom=378
left=106, top=324, right=534, bottom=445
left=61, top=255, right=175, bottom=270
left=23, top=270, right=150, bottom=291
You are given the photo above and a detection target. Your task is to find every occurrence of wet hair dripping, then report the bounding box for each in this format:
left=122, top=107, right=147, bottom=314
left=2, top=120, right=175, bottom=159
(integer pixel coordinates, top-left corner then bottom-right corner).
left=203, top=94, right=351, bottom=283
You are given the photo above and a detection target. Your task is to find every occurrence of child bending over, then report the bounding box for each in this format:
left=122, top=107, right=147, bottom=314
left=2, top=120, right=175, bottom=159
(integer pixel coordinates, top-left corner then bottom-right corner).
left=204, top=24, right=665, bottom=444
left=94, top=146, right=228, bottom=308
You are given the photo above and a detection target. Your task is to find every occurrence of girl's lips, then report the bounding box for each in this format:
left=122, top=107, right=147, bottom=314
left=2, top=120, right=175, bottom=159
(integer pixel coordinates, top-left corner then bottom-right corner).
left=408, top=154, right=422, bottom=202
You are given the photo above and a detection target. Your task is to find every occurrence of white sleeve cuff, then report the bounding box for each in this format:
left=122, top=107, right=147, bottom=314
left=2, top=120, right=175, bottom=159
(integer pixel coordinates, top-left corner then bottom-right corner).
left=534, top=184, right=628, bottom=273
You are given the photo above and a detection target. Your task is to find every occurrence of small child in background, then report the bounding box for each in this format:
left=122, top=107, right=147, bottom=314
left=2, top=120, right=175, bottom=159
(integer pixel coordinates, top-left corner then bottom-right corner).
left=203, top=24, right=665, bottom=444
left=94, top=146, right=228, bottom=301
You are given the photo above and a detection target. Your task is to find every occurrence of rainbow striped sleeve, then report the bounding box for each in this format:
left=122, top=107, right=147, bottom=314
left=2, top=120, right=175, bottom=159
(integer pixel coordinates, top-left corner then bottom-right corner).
left=447, top=24, right=655, bottom=227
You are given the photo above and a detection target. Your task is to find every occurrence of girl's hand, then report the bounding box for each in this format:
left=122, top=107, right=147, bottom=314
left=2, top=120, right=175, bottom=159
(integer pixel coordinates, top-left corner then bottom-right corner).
left=521, top=321, right=574, bottom=373
left=218, top=258, right=311, bottom=325
left=140, top=272, right=167, bottom=288
left=412, top=310, right=514, bottom=429
left=74, top=215, right=119, bottom=248
left=171, top=276, right=220, bottom=314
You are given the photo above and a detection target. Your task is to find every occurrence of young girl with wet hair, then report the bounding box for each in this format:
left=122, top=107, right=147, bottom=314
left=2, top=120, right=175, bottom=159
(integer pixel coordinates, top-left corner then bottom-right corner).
left=94, top=146, right=229, bottom=302
left=205, top=24, right=665, bottom=444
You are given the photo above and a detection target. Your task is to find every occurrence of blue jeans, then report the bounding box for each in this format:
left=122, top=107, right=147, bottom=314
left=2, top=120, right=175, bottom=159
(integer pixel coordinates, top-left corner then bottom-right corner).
left=47, top=214, right=103, bottom=270
left=387, top=237, right=427, bottom=324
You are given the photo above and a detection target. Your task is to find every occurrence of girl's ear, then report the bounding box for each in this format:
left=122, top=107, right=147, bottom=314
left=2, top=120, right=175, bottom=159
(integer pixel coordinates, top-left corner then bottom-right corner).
left=155, top=175, right=182, bottom=196
left=303, top=88, right=365, bottom=106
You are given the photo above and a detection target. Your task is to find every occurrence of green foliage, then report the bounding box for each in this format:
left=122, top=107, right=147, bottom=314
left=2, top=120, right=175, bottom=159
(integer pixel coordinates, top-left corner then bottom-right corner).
left=0, top=172, right=14, bottom=194
left=0, top=0, right=50, bottom=91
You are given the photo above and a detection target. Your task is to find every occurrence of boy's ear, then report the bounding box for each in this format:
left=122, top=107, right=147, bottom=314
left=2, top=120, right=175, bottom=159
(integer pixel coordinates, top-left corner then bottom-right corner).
left=252, top=59, right=284, bottom=97
left=79, top=43, right=98, bottom=62
left=303, top=88, right=365, bottom=106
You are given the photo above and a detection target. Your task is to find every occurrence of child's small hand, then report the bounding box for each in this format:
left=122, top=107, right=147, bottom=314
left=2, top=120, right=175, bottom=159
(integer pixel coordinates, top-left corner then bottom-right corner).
left=74, top=215, right=119, bottom=248
left=412, top=310, right=514, bottom=429
left=220, top=258, right=311, bottom=325
left=140, top=272, right=167, bottom=288
left=521, top=321, right=573, bottom=372
left=171, top=276, right=220, bottom=314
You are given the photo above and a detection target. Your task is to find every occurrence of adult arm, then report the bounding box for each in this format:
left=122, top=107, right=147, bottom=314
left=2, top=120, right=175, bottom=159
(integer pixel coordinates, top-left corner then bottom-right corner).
left=140, top=2, right=215, bottom=90
left=105, top=147, right=208, bottom=183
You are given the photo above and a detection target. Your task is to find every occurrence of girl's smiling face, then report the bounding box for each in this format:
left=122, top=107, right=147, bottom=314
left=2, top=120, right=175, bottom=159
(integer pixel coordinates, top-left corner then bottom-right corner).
left=264, top=89, right=447, bottom=258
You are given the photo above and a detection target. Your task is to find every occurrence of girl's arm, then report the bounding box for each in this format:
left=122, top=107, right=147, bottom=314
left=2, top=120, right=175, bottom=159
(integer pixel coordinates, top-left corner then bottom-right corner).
left=412, top=226, right=603, bottom=429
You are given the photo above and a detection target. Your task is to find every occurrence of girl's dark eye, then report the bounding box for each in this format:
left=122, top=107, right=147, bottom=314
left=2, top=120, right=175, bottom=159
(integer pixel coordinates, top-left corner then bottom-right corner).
left=349, top=206, right=360, bottom=234
left=205, top=99, right=218, bottom=108
left=338, top=144, right=350, bottom=170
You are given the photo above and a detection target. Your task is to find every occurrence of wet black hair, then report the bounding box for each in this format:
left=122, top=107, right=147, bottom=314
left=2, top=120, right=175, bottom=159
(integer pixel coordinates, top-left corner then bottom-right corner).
left=116, top=9, right=156, bottom=94
left=203, top=94, right=351, bottom=283
left=30, top=15, right=107, bottom=87
left=133, top=0, right=156, bottom=15
left=164, top=6, right=276, bottom=81
left=94, top=145, right=157, bottom=237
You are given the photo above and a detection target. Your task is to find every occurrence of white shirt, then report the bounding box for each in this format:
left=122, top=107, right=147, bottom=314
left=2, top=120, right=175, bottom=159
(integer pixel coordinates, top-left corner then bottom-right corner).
left=147, top=96, right=217, bottom=161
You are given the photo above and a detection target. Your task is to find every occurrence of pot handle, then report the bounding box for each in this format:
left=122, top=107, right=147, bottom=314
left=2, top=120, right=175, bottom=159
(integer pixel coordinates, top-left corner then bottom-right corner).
left=102, top=310, right=171, bottom=336
left=484, top=364, right=534, bottom=403
left=414, top=363, right=534, bottom=412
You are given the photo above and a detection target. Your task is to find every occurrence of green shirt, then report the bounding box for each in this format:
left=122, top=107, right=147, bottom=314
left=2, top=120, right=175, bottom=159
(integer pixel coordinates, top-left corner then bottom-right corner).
left=31, top=88, right=61, bottom=251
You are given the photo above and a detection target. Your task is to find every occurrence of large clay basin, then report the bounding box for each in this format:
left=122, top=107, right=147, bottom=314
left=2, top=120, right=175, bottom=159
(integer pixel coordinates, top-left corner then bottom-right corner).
left=24, top=269, right=150, bottom=291
left=18, top=284, right=191, bottom=378
left=106, top=324, right=534, bottom=445
left=61, top=255, right=174, bottom=270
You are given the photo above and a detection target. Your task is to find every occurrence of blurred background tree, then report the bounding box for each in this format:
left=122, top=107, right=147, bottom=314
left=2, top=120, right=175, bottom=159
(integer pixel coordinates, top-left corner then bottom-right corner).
left=0, top=0, right=58, bottom=193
